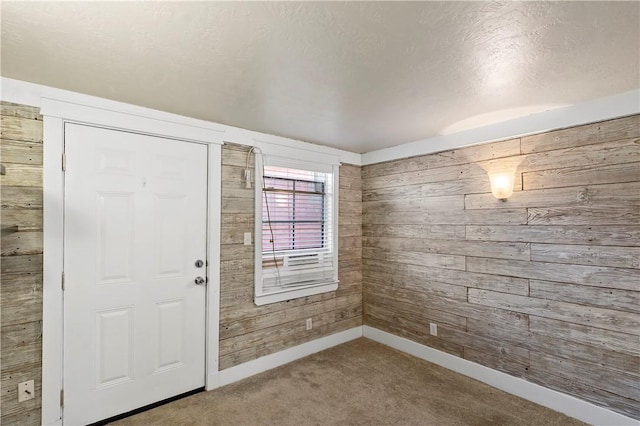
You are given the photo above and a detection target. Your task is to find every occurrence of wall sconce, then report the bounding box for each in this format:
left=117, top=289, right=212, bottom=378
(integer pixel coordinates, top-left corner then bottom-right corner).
left=488, top=171, right=515, bottom=201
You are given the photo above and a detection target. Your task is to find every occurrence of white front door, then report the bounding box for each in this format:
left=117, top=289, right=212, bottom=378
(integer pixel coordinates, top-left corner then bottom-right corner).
left=63, top=124, right=208, bottom=425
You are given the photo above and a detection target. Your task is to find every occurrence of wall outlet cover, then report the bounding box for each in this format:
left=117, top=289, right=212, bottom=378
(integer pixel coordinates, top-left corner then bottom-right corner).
left=429, top=323, right=438, bottom=336
left=18, top=380, right=35, bottom=402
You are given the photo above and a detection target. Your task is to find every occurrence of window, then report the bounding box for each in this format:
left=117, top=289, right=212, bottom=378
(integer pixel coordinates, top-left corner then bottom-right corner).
left=255, top=156, right=339, bottom=305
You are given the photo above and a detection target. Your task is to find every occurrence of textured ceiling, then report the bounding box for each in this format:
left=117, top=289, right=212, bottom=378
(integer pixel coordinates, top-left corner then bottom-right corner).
left=1, top=1, right=639, bottom=153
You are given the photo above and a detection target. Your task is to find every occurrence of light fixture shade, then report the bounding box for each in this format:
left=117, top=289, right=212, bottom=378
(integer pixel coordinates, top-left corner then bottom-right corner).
left=488, top=171, right=515, bottom=200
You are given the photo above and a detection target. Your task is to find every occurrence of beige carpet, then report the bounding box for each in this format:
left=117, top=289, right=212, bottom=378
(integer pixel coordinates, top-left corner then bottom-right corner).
left=113, top=338, right=585, bottom=426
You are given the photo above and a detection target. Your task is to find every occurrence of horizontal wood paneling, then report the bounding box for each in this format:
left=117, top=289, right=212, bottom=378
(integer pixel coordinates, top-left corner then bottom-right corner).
left=0, top=102, right=43, bottom=426
left=0, top=115, right=43, bottom=143
left=530, top=243, right=639, bottom=269
left=468, top=289, right=640, bottom=335
left=363, top=236, right=530, bottom=261
left=219, top=143, right=362, bottom=369
left=0, top=139, right=43, bottom=165
left=363, top=194, right=464, bottom=212
left=365, top=279, right=529, bottom=326
left=364, top=208, right=527, bottom=225
left=464, top=347, right=529, bottom=378
left=0, top=186, right=43, bottom=209
left=520, top=115, right=640, bottom=154
left=363, top=224, right=465, bottom=240
left=364, top=306, right=465, bottom=357
left=1, top=272, right=43, bottom=327
left=465, top=182, right=640, bottom=210
left=0, top=163, right=42, bottom=187
left=362, top=115, right=640, bottom=419
left=524, top=332, right=640, bottom=379
left=1, top=209, right=43, bottom=229
left=529, top=280, right=640, bottom=314
left=527, top=366, right=640, bottom=419
left=363, top=247, right=466, bottom=270
left=527, top=206, right=640, bottom=226
left=364, top=292, right=468, bottom=329
left=466, top=224, right=640, bottom=246
left=530, top=351, right=640, bottom=399
left=364, top=162, right=523, bottom=191
left=1, top=102, right=42, bottom=120
left=529, top=316, right=640, bottom=356
left=363, top=138, right=521, bottom=179
left=523, top=162, right=640, bottom=190
left=363, top=177, right=494, bottom=200
left=466, top=257, right=639, bottom=291
left=1, top=231, right=43, bottom=256
left=365, top=270, right=468, bottom=301
left=364, top=259, right=530, bottom=295
left=516, top=137, right=640, bottom=172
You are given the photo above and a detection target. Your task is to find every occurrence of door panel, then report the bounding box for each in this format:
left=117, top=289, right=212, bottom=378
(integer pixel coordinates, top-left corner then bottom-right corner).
left=97, top=191, right=135, bottom=283
left=95, top=307, right=134, bottom=387
left=64, top=124, right=208, bottom=425
left=154, top=194, right=187, bottom=277
left=155, top=298, right=185, bottom=371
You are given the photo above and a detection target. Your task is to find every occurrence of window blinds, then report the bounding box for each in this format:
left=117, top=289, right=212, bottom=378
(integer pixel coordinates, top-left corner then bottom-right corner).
left=261, top=165, right=336, bottom=291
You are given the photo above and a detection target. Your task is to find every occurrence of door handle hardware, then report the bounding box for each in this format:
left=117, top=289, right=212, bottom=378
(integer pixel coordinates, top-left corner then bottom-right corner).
left=194, top=276, right=206, bottom=286
left=195, top=260, right=204, bottom=268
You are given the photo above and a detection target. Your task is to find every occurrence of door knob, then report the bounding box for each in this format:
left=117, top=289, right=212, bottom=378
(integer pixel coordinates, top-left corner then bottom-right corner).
left=194, top=276, right=206, bottom=285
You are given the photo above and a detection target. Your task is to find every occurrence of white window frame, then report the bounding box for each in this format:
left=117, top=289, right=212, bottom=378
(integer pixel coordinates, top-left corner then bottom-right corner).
left=254, top=153, right=339, bottom=306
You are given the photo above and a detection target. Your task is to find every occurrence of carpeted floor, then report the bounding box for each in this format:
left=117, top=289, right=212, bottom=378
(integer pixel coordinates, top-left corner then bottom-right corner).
left=112, top=338, right=585, bottom=426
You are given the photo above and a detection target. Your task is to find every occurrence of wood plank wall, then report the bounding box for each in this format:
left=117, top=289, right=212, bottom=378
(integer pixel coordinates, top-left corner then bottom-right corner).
left=362, top=114, right=640, bottom=419
left=219, top=143, right=362, bottom=369
left=0, top=101, right=44, bottom=426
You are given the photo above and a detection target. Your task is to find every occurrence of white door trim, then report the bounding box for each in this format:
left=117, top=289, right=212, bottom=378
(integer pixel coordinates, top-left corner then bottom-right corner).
left=42, top=116, right=65, bottom=426
left=41, top=100, right=223, bottom=426
left=205, top=144, right=222, bottom=390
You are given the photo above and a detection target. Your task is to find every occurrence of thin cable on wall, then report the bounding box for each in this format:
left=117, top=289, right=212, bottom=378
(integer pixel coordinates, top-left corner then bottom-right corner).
left=246, top=146, right=282, bottom=285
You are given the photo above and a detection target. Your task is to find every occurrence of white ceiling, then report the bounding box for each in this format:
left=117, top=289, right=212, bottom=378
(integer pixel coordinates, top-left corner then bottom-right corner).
left=1, top=1, right=639, bottom=154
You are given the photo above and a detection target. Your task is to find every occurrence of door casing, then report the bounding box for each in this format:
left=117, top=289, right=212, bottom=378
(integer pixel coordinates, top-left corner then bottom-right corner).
left=41, top=99, right=224, bottom=426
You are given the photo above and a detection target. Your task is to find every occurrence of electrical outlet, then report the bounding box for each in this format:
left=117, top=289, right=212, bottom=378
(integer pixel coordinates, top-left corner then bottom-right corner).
left=18, top=380, right=34, bottom=402
left=243, top=232, right=252, bottom=246
left=306, top=318, right=313, bottom=330
left=429, top=323, right=438, bottom=336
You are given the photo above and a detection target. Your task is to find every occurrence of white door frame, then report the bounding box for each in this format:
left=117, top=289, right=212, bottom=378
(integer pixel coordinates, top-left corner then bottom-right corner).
left=41, top=98, right=224, bottom=426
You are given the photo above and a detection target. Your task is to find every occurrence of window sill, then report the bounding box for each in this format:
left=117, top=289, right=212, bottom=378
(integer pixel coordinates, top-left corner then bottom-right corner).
left=254, top=281, right=338, bottom=306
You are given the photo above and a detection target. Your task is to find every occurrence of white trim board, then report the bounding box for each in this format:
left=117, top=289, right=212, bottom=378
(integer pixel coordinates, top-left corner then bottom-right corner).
left=205, top=144, right=222, bottom=391
left=208, top=327, right=363, bottom=389
left=40, top=98, right=226, bottom=145
left=361, top=89, right=640, bottom=165
left=0, top=77, right=361, bottom=165
left=41, top=117, right=65, bottom=426
left=3, top=77, right=638, bottom=167
left=363, top=326, right=639, bottom=426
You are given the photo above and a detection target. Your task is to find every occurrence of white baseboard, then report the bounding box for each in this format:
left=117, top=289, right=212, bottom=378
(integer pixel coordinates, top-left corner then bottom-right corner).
left=207, top=326, right=363, bottom=390
left=364, top=326, right=638, bottom=426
